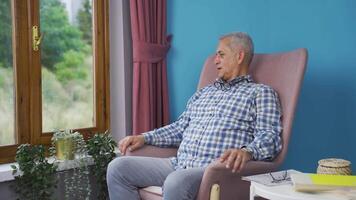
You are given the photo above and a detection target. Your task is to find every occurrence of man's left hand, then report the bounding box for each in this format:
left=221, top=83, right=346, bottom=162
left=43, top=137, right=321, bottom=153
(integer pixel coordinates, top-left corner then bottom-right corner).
left=219, top=149, right=252, bottom=173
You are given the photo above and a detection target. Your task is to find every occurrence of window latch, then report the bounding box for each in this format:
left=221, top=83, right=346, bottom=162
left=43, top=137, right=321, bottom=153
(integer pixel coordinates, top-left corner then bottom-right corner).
left=32, top=26, right=43, bottom=51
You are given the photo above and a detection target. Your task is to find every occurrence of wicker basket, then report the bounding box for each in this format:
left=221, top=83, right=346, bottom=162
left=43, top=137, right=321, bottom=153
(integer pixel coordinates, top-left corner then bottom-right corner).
left=317, top=158, right=352, bottom=175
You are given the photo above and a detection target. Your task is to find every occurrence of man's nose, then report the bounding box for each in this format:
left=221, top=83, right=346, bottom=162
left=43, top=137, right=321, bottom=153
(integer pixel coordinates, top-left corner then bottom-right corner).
left=214, top=56, right=220, bottom=65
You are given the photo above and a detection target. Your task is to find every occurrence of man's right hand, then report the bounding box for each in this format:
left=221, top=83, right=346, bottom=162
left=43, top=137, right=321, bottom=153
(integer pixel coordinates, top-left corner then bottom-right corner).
left=118, top=135, right=145, bottom=155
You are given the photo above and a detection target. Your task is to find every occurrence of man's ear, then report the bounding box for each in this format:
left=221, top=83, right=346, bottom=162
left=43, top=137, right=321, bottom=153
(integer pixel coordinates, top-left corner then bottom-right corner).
left=236, top=51, right=245, bottom=65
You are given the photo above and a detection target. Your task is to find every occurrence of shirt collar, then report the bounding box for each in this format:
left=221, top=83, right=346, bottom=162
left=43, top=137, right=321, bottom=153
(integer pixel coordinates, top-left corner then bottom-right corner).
left=226, top=75, right=253, bottom=85
left=214, top=75, right=253, bottom=91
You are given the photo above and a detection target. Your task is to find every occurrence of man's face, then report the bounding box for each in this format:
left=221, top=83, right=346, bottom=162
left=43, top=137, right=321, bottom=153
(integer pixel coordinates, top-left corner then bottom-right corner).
left=214, top=39, right=239, bottom=81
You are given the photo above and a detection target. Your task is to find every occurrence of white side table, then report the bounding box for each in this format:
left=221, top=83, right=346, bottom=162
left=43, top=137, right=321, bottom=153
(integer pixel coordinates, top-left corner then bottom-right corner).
left=250, top=181, right=352, bottom=200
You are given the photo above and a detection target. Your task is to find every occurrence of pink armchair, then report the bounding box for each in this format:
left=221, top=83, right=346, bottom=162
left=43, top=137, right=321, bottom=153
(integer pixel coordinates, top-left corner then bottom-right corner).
left=127, top=48, right=308, bottom=200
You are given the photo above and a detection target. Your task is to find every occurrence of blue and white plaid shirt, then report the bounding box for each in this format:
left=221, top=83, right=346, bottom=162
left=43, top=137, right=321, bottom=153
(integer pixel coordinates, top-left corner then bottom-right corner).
left=144, top=75, right=282, bottom=170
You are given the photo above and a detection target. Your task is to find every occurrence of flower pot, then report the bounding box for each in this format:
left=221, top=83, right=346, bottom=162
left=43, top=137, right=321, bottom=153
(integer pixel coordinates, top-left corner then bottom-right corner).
left=56, top=137, right=75, bottom=160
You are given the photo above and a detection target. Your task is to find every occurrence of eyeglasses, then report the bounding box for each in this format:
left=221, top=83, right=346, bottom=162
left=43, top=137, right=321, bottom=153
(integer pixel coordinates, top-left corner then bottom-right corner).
left=214, top=81, right=232, bottom=91
left=213, top=76, right=251, bottom=91
left=269, top=171, right=291, bottom=183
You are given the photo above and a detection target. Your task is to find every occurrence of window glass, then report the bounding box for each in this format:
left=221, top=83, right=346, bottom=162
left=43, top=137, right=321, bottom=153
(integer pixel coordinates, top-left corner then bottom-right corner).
left=40, top=0, right=94, bottom=132
left=0, top=0, right=15, bottom=146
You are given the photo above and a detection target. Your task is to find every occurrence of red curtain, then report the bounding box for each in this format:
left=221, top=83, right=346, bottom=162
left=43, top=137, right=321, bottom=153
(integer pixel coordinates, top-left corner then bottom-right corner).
left=130, top=0, right=170, bottom=135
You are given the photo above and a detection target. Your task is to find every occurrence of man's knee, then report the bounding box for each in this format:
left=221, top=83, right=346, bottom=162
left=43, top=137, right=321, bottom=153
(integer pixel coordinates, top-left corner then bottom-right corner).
left=107, top=156, right=134, bottom=183
left=164, top=172, right=187, bottom=197
left=163, top=171, right=201, bottom=200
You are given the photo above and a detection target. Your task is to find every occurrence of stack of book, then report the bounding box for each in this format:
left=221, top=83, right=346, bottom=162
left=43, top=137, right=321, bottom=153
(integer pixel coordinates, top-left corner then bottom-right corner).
left=291, top=173, right=356, bottom=192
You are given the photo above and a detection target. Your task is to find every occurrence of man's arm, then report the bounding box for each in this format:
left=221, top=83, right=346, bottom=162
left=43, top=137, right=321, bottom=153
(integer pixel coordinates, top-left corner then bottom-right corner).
left=118, top=135, right=145, bottom=155
left=219, top=85, right=282, bottom=172
left=118, top=88, right=204, bottom=154
left=142, top=112, right=190, bottom=147
left=244, top=85, right=283, bottom=160
left=219, top=148, right=253, bottom=173
left=118, top=110, right=191, bottom=155
left=143, top=89, right=204, bottom=147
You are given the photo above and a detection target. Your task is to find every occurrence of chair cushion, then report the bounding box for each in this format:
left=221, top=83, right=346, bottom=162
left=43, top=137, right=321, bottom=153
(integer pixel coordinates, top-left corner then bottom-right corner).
left=139, top=186, right=163, bottom=200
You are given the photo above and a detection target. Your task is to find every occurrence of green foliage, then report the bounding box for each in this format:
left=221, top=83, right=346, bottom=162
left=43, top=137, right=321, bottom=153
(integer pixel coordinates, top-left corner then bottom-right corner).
left=50, top=130, right=91, bottom=199
left=51, top=129, right=83, bottom=144
left=0, top=64, right=14, bottom=92
left=40, top=0, right=86, bottom=70
left=0, top=66, right=14, bottom=146
left=77, top=0, right=93, bottom=46
left=0, top=0, right=13, bottom=68
left=54, top=50, right=88, bottom=84
left=0, top=64, right=4, bottom=87
left=11, top=144, right=57, bottom=200
left=40, top=66, right=93, bottom=132
left=0, top=75, right=3, bottom=88
left=87, top=131, right=117, bottom=200
left=10, top=131, right=117, bottom=200
left=42, top=67, right=69, bottom=103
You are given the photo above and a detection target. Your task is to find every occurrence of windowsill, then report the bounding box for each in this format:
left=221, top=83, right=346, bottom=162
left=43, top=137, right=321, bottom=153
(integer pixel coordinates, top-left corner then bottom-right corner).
left=0, top=149, right=121, bottom=183
left=0, top=157, right=94, bottom=183
left=0, top=162, right=17, bottom=182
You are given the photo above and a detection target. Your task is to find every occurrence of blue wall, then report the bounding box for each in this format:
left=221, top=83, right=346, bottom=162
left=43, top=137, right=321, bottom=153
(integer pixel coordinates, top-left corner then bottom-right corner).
left=167, top=0, right=356, bottom=172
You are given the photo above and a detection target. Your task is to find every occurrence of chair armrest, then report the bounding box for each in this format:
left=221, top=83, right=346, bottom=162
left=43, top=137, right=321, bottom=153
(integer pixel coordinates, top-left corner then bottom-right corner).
left=125, top=145, right=178, bottom=158
left=197, top=160, right=279, bottom=200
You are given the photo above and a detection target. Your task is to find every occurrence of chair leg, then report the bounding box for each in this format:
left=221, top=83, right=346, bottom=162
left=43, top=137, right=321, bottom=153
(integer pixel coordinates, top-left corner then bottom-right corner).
left=209, top=184, right=220, bottom=200
left=250, top=183, right=255, bottom=200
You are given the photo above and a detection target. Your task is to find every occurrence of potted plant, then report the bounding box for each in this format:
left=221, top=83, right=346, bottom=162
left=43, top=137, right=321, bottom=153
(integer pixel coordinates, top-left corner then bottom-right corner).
left=50, top=130, right=91, bottom=199
left=51, top=129, right=83, bottom=160
left=87, top=131, right=117, bottom=200
left=11, top=144, right=57, bottom=200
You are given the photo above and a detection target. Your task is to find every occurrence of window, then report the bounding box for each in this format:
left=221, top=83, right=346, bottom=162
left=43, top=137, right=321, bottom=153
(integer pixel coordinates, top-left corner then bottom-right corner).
left=0, top=0, right=109, bottom=164
left=0, top=0, right=15, bottom=147
left=40, top=0, right=95, bottom=132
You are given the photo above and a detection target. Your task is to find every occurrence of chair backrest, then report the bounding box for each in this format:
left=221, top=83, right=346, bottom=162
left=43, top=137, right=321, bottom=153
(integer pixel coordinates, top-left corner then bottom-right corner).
left=197, top=48, right=308, bottom=165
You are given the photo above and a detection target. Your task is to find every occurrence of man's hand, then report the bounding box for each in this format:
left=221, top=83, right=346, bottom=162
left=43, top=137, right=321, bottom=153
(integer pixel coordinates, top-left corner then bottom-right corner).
left=219, top=149, right=252, bottom=173
left=118, top=135, right=145, bottom=155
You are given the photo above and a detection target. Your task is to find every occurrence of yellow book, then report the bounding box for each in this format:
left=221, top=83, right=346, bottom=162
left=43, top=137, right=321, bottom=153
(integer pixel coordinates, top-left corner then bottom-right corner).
left=291, top=173, right=356, bottom=192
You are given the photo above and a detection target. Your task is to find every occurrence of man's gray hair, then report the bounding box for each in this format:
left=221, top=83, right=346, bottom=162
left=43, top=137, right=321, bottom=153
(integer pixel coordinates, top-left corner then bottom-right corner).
left=220, top=32, right=254, bottom=65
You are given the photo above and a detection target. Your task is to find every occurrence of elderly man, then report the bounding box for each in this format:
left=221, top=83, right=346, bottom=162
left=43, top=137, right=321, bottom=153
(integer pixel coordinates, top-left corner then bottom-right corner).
left=107, top=32, right=282, bottom=200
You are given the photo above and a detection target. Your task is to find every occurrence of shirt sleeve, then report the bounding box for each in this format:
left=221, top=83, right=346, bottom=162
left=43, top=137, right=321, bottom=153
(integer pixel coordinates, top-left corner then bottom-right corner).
left=143, top=88, right=204, bottom=147
left=245, top=85, right=283, bottom=160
